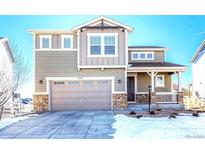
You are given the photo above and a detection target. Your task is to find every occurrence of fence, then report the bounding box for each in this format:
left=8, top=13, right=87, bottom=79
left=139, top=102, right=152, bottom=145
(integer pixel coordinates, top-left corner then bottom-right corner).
left=183, top=96, right=205, bottom=110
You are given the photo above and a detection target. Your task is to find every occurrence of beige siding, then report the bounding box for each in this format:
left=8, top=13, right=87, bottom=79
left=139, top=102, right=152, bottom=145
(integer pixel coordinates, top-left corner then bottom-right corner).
left=35, top=50, right=125, bottom=93
left=79, top=29, right=126, bottom=66
left=155, top=73, right=172, bottom=92
left=137, top=73, right=151, bottom=92
left=128, top=51, right=164, bottom=63
left=35, top=34, right=77, bottom=49
left=127, top=72, right=171, bottom=92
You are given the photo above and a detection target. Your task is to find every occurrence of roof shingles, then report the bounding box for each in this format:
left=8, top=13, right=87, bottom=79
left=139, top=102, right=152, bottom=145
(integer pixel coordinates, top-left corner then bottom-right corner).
left=129, top=62, right=186, bottom=67
left=128, top=46, right=166, bottom=49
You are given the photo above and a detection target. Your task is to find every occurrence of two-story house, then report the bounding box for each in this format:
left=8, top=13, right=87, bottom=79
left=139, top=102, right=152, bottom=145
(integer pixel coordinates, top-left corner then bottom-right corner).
left=191, top=40, right=205, bottom=99
left=29, top=16, right=186, bottom=111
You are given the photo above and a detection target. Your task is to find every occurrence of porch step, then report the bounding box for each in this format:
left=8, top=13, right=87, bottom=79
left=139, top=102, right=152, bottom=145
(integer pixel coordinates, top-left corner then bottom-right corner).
left=126, top=103, right=185, bottom=111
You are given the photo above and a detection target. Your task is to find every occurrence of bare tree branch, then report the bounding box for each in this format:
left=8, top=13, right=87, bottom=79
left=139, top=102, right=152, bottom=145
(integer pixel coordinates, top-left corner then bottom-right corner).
left=0, top=41, right=31, bottom=120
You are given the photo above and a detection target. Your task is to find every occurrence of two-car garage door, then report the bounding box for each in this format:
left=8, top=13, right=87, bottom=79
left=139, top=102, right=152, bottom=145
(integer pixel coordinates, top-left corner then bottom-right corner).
left=51, top=80, right=112, bottom=110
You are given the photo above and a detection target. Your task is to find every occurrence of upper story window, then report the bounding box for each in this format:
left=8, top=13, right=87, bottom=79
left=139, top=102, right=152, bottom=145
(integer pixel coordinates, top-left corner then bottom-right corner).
left=90, top=36, right=101, bottom=55
left=104, top=36, right=116, bottom=55
left=39, top=35, right=52, bottom=49
left=61, top=35, right=73, bottom=49
left=131, top=52, right=154, bottom=60
left=87, top=33, right=118, bottom=57
left=155, top=75, right=165, bottom=87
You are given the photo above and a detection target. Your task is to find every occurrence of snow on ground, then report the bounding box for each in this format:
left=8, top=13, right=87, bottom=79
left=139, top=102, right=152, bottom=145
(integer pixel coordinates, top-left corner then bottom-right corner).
left=0, top=116, right=30, bottom=130
left=112, top=114, right=205, bottom=139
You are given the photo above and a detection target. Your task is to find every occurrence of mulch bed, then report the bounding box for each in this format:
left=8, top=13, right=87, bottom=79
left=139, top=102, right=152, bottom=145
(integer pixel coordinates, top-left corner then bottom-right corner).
left=119, top=109, right=205, bottom=118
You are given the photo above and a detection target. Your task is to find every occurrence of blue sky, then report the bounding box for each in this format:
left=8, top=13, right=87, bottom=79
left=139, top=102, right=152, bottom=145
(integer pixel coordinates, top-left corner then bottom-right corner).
left=0, top=15, right=205, bottom=90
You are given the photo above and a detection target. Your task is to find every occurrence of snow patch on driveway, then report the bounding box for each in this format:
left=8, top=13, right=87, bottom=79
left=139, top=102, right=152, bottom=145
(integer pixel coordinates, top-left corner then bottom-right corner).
left=112, top=114, right=205, bottom=139
left=0, top=116, right=30, bottom=130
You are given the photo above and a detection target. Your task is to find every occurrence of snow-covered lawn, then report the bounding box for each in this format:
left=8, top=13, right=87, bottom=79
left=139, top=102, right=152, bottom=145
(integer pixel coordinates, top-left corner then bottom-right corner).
left=0, top=116, right=30, bottom=130
left=112, top=114, right=205, bottom=139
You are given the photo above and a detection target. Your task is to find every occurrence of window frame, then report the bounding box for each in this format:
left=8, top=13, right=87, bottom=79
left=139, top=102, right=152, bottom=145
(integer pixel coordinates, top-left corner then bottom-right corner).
left=61, top=35, right=73, bottom=49
left=131, top=52, right=154, bottom=60
left=87, top=33, right=118, bottom=57
left=88, top=35, right=102, bottom=55
left=39, top=35, right=52, bottom=49
left=155, top=75, right=165, bottom=87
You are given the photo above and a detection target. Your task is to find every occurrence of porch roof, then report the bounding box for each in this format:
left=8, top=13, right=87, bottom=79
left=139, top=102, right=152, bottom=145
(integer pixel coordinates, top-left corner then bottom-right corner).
left=127, top=62, right=187, bottom=72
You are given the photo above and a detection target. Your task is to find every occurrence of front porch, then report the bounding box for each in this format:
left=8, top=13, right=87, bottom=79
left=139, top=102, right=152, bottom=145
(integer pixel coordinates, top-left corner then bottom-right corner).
left=127, top=63, right=186, bottom=104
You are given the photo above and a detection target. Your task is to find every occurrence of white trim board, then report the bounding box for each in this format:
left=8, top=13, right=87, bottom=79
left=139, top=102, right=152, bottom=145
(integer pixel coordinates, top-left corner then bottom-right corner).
left=77, top=30, right=80, bottom=71
left=33, top=92, right=48, bottom=95
left=32, top=33, right=36, bottom=93
left=79, top=65, right=126, bottom=69
left=35, top=49, right=77, bottom=51
left=128, top=48, right=168, bottom=51
left=127, top=67, right=186, bottom=72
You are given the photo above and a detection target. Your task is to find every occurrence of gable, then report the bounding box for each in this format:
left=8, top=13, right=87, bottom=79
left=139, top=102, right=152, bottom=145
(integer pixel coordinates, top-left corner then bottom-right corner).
left=72, top=16, right=133, bottom=32
left=194, top=49, right=205, bottom=64
left=191, top=40, right=205, bottom=63
left=0, top=38, right=14, bottom=63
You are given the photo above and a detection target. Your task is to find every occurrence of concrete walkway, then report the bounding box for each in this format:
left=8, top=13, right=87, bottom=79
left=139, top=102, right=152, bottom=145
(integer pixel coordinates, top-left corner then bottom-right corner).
left=0, top=111, right=115, bottom=139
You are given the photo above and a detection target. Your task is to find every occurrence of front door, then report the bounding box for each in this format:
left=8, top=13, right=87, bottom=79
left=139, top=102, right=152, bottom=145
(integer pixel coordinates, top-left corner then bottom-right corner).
left=127, top=77, right=135, bottom=102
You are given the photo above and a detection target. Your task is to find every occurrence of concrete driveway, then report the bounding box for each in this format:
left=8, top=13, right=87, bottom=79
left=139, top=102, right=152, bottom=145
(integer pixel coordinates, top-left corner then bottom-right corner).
left=0, top=111, right=116, bottom=139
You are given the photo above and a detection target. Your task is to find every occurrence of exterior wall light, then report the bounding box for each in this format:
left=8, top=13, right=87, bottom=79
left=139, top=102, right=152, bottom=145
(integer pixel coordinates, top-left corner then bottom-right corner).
left=39, top=80, right=43, bottom=84
left=117, top=79, right=122, bottom=84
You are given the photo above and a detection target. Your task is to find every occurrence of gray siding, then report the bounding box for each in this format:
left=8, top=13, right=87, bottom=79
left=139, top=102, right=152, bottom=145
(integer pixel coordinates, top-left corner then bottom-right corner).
left=35, top=50, right=125, bottom=93
left=128, top=51, right=164, bottom=63
left=35, top=34, right=77, bottom=49
left=79, top=29, right=126, bottom=66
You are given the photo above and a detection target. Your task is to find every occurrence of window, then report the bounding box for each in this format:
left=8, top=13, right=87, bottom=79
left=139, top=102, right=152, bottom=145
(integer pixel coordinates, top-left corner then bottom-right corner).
left=104, top=36, right=115, bottom=55
left=131, top=52, right=154, bottom=60
left=147, top=53, right=153, bottom=59
left=61, top=35, right=73, bottom=49
left=39, top=35, right=52, bottom=49
left=90, top=36, right=101, bottom=55
left=88, top=33, right=118, bottom=56
left=140, top=53, right=145, bottom=59
left=155, top=75, right=165, bottom=87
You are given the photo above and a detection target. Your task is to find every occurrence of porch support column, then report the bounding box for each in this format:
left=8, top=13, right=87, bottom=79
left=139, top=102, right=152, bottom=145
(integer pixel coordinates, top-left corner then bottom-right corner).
left=178, top=71, right=182, bottom=92
left=147, top=71, right=158, bottom=93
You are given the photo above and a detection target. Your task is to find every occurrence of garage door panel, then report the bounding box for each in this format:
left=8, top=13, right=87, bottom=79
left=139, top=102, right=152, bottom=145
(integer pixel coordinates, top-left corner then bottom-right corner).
left=51, top=80, right=112, bottom=110
left=52, top=92, right=110, bottom=98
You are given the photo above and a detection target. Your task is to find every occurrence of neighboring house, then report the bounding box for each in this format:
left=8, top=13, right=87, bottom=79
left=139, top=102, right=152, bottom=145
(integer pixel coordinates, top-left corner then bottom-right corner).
left=0, top=37, right=14, bottom=103
left=0, top=37, right=14, bottom=71
left=29, top=16, right=187, bottom=111
left=191, top=40, right=205, bottom=99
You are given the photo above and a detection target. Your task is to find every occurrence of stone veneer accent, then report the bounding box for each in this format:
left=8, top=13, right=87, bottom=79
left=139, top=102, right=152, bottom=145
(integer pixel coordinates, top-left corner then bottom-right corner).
left=136, top=93, right=156, bottom=103
left=33, top=94, right=48, bottom=112
left=113, top=94, right=127, bottom=109
left=177, top=92, right=184, bottom=103
left=136, top=92, right=184, bottom=103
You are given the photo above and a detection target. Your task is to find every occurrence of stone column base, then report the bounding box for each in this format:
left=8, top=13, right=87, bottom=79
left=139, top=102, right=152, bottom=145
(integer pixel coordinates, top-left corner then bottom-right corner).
left=33, top=94, right=48, bottom=112
left=177, top=92, right=184, bottom=103
left=113, top=93, right=127, bottom=110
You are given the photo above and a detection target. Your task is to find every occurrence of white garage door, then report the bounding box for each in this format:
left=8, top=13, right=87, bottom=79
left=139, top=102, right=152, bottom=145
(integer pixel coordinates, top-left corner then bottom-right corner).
left=51, top=80, right=112, bottom=110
